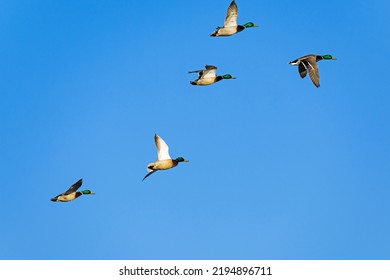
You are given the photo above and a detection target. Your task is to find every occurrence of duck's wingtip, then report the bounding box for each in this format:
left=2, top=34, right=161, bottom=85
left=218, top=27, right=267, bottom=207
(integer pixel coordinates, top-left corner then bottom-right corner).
left=143, top=170, right=157, bottom=181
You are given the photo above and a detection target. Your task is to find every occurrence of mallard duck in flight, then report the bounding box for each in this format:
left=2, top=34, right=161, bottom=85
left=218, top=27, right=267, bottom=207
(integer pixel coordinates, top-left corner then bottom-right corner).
left=210, top=0, right=258, bottom=36
left=143, top=134, right=189, bottom=181
left=289, top=54, right=337, bottom=88
left=189, top=65, right=235, bottom=86
left=51, top=179, right=95, bottom=202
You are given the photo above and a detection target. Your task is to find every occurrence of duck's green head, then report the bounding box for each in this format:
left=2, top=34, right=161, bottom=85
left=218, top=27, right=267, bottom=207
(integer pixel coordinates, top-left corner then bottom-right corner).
left=322, top=54, right=337, bottom=60
left=81, top=190, right=95, bottom=195
left=222, top=74, right=236, bottom=79
left=243, top=22, right=258, bottom=28
left=175, top=157, right=189, bottom=162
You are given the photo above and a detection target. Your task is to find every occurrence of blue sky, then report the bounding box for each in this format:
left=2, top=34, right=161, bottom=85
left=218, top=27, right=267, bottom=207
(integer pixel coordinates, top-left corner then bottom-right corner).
left=0, top=0, right=389, bottom=260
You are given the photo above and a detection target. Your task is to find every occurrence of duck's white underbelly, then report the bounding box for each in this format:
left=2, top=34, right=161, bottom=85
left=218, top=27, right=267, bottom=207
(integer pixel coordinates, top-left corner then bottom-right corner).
left=216, top=26, right=237, bottom=36
left=196, top=78, right=216, bottom=85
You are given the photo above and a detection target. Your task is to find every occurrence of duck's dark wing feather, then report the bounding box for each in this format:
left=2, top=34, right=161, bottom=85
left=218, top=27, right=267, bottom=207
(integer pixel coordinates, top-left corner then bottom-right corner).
left=188, top=69, right=204, bottom=79
left=205, top=65, right=217, bottom=70
left=142, top=170, right=158, bottom=181
left=189, top=65, right=218, bottom=79
left=298, top=63, right=307, bottom=78
left=64, top=178, right=83, bottom=195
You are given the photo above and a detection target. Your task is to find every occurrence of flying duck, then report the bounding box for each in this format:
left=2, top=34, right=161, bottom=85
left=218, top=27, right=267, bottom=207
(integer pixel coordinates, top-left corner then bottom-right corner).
left=210, top=0, right=258, bottom=36
left=189, top=65, right=235, bottom=86
left=143, top=134, right=189, bottom=181
left=51, top=179, right=95, bottom=202
left=289, top=54, right=337, bottom=87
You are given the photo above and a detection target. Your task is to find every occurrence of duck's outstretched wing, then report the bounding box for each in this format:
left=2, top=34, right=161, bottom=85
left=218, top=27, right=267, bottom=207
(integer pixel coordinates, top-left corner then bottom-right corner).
left=304, top=58, right=320, bottom=87
left=155, top=134, right=171, bottom=160
left=201, top=65, right=218, bottom=79
left=142, top=170, right=158, bottom=181
left=298, top=63, right=307, bottom=78
left=63, top=178, right=83, bottom=195
left=224, top=0, right=238, bottom=27
left=189, top=65, right=217, bottom=79
left=188, top=69, right=205, bottom=79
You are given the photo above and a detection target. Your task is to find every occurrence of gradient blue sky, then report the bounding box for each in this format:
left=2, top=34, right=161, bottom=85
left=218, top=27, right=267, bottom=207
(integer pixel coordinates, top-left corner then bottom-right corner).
left=1, top=0, right=389, bottom=260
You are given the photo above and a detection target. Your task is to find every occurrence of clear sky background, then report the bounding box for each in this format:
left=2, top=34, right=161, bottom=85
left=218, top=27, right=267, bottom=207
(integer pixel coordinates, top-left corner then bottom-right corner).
left=0, top=0, right=389, bottom=260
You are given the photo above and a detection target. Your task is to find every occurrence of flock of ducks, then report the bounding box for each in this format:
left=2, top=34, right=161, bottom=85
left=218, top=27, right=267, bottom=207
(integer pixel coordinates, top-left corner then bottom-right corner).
left=51, top=0, right=337, bottom=202
left=51, top=134, right=188, bottom=202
